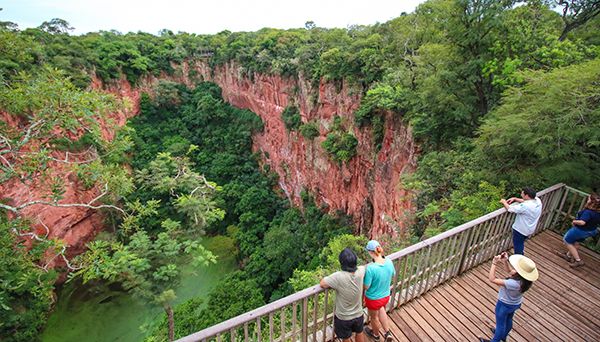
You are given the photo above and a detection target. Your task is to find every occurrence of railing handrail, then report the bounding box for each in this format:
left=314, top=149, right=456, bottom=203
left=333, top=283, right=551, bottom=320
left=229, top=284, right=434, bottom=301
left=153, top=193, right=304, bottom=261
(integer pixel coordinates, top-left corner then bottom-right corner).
left=387, top=182, right=565, bottom=260
left=176, top=183, right=567, bottom=342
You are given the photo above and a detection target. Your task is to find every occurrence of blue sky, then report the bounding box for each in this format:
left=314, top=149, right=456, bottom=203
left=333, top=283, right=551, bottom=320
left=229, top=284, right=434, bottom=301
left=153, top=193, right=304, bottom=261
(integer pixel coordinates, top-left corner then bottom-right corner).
left=2, top=0, right=426, bottom=35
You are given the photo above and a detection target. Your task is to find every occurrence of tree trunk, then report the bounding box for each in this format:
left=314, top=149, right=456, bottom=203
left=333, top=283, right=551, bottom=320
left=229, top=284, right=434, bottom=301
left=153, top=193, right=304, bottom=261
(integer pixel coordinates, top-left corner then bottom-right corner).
left=165, top=305, right=175, bottom=341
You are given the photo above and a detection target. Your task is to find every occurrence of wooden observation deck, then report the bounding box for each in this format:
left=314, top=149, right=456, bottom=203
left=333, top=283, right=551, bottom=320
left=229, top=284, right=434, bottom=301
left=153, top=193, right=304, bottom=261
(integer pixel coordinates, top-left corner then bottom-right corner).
left=177, top=184, right=599, bottom=342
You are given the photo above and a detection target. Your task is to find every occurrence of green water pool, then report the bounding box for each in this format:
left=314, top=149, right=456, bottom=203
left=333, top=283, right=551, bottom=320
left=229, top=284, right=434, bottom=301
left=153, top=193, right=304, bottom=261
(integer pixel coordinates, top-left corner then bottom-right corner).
left=41, top=237, right=237, bottom=342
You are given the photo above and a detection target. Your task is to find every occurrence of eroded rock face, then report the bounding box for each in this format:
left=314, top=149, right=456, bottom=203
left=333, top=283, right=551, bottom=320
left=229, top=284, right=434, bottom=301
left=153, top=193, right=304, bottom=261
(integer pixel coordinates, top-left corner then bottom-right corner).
left=196, top=62, right=417, bottom=236
left=0, top=61, right=417, bottom=272
left=0, top=69, right=197, bottom=269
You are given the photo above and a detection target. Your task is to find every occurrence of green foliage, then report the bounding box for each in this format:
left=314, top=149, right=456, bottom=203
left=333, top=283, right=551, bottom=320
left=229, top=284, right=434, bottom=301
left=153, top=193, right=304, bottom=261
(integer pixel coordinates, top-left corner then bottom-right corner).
left=420, top=181, right=506, bottom=237
left=0, top=67, right=122, bottom=190
left=299, top=121, right=320, bottom=140
left=0, top=216, right=57, bottom=342
left=321, top=122, right=358, bottom=164
left=146, top=272, right=265, bottom=341
left=476, top=58, right=600, bottom=190
left=132, top=84, right=353, bottom=339
left=136, top=152, right=225, bottom=230
left=281, top=105, right=302, bottom=131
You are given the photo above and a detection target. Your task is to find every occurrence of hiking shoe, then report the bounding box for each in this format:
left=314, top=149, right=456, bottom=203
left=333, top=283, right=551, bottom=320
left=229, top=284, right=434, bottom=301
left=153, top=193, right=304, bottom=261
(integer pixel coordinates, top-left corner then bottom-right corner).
left=556, top=250, right=574, bottom=263
left=569, top=259, right=585, bottom=268
left=364, top=326, right=380, bottom=341
left=384, top=330, right=393, bottom=342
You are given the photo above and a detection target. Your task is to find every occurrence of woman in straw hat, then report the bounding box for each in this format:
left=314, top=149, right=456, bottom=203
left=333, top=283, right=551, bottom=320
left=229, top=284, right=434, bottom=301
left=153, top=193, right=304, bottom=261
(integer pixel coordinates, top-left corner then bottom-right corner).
left=479, top=252, right=538, bottom=342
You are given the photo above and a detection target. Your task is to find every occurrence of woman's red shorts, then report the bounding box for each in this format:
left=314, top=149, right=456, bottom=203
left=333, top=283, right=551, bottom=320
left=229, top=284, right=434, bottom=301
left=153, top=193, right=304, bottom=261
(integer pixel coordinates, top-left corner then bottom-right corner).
left=364, top=295, right=390, bottom=310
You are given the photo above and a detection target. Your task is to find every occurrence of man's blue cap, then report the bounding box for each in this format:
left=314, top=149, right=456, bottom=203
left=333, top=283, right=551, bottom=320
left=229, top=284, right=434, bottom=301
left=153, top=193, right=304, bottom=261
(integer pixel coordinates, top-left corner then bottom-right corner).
left=366, top=240, right=380, bottom=252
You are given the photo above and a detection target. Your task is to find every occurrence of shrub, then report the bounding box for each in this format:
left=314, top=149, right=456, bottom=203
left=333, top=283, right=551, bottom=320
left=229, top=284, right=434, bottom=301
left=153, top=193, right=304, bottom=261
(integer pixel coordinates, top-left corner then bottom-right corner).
left=281, top=105, right=301, bottom=131
left=321, top=131, right=358, bottom=163
left=299, top=121, right=319, bottom=139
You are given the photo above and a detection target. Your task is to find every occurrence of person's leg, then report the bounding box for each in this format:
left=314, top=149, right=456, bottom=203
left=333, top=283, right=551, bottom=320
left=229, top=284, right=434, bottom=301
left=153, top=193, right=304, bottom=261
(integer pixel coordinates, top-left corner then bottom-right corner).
left=562, top=228, right=597, bottom=267
left=491, top=301, right=509, bottom=342
left=377, top=306, right=390, bottom=332
left=566, top=242, right=581, bottom=261
left=334, top=316, right=353, bottom=342
left=367, top=309, right=381, bottom=338
left=512, top=229, right=526, bottom=255
left=501, top=305, right=519, bottom=340
left=353, top=316, right=365, bottom=342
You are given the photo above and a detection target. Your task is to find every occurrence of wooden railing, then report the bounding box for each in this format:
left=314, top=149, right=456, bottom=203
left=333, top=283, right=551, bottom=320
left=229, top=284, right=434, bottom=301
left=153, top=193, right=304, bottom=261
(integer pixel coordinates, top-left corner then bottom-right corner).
left=177, top=183, right=589, bottom=342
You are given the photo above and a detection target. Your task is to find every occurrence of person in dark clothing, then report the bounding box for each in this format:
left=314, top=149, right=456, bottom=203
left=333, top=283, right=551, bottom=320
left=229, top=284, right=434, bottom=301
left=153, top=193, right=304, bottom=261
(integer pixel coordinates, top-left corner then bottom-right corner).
left=556, top=193, right=600, bottom=268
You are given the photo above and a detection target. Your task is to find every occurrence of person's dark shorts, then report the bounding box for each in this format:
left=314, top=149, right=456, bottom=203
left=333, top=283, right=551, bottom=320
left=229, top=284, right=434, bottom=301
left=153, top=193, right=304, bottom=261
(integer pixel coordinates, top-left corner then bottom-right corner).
left=564, top=227, right=598, bottom=244
left=334, top=315, right=364, bottom=339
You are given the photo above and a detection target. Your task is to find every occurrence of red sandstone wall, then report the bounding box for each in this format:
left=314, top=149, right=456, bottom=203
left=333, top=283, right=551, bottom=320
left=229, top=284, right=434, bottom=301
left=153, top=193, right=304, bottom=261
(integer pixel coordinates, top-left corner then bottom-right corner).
left=196, top=62, right=417, bottom=236
left=0, top=69, right=197, bottom=267
left=0, top=61, right=417, bottom=269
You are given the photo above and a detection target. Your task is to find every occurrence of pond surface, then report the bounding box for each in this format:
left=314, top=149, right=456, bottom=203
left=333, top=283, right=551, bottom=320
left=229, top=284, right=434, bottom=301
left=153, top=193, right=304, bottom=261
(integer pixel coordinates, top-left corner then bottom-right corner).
left=41, top=237, right=237, bottom=342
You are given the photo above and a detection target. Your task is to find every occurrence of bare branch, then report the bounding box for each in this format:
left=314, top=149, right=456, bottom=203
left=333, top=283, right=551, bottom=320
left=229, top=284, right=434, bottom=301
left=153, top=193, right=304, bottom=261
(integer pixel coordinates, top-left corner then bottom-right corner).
left=0, top=133, right=12, bottom=152
left=0, top=154, right=15, bottom=171
left=0, top=199, right=125, bottom=215
left=19, top=119, right=46, bottom=148
left=11, top=227, right=46, bottom=242
left=37, top=217, right=50, bottom=239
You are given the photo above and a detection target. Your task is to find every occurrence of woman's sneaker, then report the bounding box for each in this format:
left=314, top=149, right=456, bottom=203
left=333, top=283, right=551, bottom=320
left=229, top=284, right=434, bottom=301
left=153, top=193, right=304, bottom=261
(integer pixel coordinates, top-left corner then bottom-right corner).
left=569, top=259, right=585, bottom=268
left=364, top=326, right=380, bottom=341
left=384, top=330, right=393, bottom=342
left=555, top=250, right=574, bottom=263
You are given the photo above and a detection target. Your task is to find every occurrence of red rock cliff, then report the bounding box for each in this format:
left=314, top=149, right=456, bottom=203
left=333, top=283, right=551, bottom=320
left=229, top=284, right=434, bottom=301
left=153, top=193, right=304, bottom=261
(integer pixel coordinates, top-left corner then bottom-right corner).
left=1, top=61, right=417, bottom=269
left=0, top=69, right=199, bottom=268
left=196, top=62, right=417, bottom=236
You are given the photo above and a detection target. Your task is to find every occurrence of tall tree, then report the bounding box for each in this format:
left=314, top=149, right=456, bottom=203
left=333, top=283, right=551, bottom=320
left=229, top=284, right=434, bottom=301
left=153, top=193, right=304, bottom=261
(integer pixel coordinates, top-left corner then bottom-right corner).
left=554, top=0, right=600, bottom=40
left=74, top=152, right=224, bottom=341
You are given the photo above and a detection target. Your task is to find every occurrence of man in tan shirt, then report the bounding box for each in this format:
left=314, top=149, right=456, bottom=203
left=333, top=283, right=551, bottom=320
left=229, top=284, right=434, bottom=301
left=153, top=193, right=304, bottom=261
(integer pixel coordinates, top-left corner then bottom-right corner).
left=320, top=248, right=366, bottom=342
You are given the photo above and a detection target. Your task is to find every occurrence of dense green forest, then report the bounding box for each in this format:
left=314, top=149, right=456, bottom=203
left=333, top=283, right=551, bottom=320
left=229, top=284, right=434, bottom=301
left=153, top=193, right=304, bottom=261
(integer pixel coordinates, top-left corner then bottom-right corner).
left=1, top=0, right=599, bottom=341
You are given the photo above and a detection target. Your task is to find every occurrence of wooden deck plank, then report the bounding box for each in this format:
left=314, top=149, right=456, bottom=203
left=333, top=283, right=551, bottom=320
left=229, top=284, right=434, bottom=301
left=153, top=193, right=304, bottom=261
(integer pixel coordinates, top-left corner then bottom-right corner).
left=401, top=301, right=450, bottom=341
left=525, top=239, right=600, bottom=313
left=389, top=309, right=423, bottom=342
left=381, top=313, right=411, bottom=342
left=436, top=282, right=508, bottom=340
left=427, top=290, right=482, bottom=340
left=522, top=248, right=600, bottom=320
left=394, top=307, right=431, bottom=341
left=412, top=296, right=463, bottom=341
left=386, top=231, right=600, bottom=342
left=529, top=233, right=600, bottom=290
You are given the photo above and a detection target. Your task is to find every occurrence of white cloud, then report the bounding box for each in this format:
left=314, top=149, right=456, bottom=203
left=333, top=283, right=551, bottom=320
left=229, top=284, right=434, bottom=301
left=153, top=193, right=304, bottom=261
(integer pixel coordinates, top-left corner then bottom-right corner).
left=3, top=0, right=426, bottom=35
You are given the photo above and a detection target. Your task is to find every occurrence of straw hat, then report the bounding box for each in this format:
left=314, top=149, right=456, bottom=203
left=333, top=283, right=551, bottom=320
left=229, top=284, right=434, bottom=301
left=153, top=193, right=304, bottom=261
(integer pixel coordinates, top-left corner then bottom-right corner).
left=509, top=255, right=539, bottom=281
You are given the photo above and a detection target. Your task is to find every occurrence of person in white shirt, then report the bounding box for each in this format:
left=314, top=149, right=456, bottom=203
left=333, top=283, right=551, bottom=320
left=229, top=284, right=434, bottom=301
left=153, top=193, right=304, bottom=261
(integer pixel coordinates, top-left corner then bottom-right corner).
left=500, top=187, right=543, bottom=255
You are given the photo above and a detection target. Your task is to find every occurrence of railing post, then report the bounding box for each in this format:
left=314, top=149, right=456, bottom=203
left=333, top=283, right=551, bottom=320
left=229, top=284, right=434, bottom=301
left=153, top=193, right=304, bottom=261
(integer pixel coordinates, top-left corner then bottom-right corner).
left=455, top=228, right=475, bottom=276
left=301, top=297, right=308, bottom=342
left=550, top=186, right=569, bottom=232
